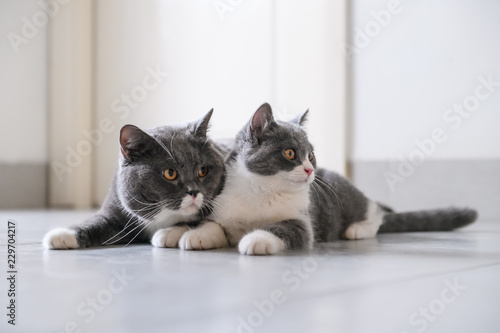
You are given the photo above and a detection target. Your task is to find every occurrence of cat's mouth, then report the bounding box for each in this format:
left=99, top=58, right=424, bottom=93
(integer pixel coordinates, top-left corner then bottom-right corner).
left=288, top=172, right=315, bottom=185
left=179, top=193, right=204, bottom=215
left=289, top=178, right=307, bottom=184
left=286, top=164, right=315, bottom=186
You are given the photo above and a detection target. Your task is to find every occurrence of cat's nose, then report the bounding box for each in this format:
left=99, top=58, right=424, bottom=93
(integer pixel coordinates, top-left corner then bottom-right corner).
left=304, top=168, right=313, bottom=176
left=186, top=190, right=200, bottom=198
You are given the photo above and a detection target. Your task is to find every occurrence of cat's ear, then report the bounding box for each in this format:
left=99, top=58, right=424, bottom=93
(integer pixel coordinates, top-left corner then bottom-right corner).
left=249, top=103, right=275, bottom=142
left=191, top=109, right=213, bottom=139
left=291, top=109, right=309, bottom=127
left=119, top=125, right=155, bottom=161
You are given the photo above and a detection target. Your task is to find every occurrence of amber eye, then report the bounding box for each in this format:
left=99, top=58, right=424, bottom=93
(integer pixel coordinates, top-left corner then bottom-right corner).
left=198, top=166, right=208, bottom=178
left=308, top=152, right=314, bottom=162
left=284, top=149, right=295, bottom=160
left=163, top=169, right=177, bottom=181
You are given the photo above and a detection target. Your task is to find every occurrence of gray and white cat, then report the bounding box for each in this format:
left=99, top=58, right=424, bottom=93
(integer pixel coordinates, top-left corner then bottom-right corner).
left=43, top=110, right=228, bottom=249
left=178, top=103, right=477, bottom=255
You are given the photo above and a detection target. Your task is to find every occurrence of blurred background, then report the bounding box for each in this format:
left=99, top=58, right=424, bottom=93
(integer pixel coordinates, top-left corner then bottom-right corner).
left=1, top=0, right=499, bottom=220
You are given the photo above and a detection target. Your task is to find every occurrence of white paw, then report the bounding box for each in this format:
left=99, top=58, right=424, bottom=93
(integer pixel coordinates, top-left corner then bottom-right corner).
left=179, top=222, right=228, bottom=250
left=43, top=228, right=79, bottom=250
left=151, top=226, right=189, bottom=248
left=238, top=230, right=285, bottom=255
left=344, top=222, right=377, bottom=240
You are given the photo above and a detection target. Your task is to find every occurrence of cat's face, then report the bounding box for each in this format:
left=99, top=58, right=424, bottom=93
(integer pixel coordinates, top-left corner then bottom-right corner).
left=117, top=110, right=225, bottom=220
left=235, top=103, right=316, bottom=191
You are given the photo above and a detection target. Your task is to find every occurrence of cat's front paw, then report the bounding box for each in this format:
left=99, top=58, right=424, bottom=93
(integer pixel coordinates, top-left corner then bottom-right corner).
left=238, top=230, right=285, bottom=255
left=151, top=226, right=189, bottom=248
left=178, top=222, right=228, bottom=250
left=43, top=228, right=79, bottom=250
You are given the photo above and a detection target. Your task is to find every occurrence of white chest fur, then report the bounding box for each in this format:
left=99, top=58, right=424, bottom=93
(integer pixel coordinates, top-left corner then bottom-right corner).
left=212, top=159, right=310, bottom=244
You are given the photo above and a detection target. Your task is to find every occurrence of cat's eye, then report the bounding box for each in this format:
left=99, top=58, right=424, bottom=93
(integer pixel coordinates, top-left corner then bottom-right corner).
left=284, top=149, right=295, bottom=160
left=163, top=169, right=177, bottom=181
left=308, top=152, right=314, bottom=162
left=198, top=166, right=208, bottom=178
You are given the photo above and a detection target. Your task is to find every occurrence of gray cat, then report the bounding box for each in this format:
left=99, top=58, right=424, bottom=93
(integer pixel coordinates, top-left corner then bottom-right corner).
left=178, top=103, right=477, bottom=255
left=43, top=110, right=228, bottom=249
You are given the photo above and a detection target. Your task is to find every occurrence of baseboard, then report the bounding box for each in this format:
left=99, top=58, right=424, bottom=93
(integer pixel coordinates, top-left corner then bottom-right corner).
left=350, top=160, right=500, bottom=220
left=0, top=163, right=47, bottom=209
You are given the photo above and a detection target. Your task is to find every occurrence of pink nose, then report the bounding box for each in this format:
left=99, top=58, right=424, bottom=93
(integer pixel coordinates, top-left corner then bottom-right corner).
left=304, top=168, right=313, bottom=176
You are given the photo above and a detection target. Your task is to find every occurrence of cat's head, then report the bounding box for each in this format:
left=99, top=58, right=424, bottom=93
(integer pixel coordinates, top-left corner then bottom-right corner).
left=116, top=110, right=225, bottom=220
left=234, top=103, right=316, bottom=190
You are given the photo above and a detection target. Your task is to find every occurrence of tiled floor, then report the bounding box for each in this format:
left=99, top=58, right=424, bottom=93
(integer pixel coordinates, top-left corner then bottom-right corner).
left=0, top=210, right=499, bottom=333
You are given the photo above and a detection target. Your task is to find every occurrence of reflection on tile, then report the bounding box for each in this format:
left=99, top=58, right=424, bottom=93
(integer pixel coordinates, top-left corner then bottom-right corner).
left=0, top=211, right=498, bottom=333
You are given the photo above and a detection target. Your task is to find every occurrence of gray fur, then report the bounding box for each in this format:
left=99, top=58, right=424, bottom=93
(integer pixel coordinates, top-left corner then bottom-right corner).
left=71, top=110, right=228, bottom=247
left=230, top=103, right=478, bottom=250
left=310, top=168, right=370, bottom=241
left=261, top=219, right=312, bottom=250
left=379, top=208, right=477, bottom=233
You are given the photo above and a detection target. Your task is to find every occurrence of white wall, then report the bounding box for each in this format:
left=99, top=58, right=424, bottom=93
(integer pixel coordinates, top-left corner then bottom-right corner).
left=93, top=0, right=347, bottom=204
left=274, top=0, right=347, bottom=173
left=48, top=0, right=93, bottom=208
left=93, top=0, right=276, bottom=203
left=0, top=0, right=47, bottom=164
left=351, top=0, right=500, bottom=161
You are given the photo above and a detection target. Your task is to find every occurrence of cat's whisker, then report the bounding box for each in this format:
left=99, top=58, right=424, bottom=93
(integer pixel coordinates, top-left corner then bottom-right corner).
left=122, top=188, right=151, bottom=206
left=310, top=182, right=321, bottom=204
left=104, top=207, right=162, bottom=245
left=315, top=176, right=346, bottom=195
left=121, top=209, right=146, bottom=231
left=162, top=202, right=181, bottom=211
left=122, top=192, right=150, bottom=206
left=126, top=199, right=167, bottom=214
left=203, top=198, right=224, bottom=214
left=260, top=178, right=285, bottom=193
left=124, top=219, right=154, bottom=247
left=153, top=135, right=175, bottom=161
left=313, top=177, right=343, bottom=211
left=101, top=208, right=150, bottom=245
left=121, top=188, right=179, bottom=219
left=169, top=133, right=177, bottom=160
left=311, top=182, right=337, bottom=212
left=104, top=212, right=143, bottom=245
left=114, top=201, right=169, bottom=241
left=204, top=197, right=222, bottom=207
left=121, top=188, right=168, bottom=208
left=207, top=201, right=224, bottom=212
left=198, top=198, right=212, bottom=218
left=117, top=201, right=166, bottom=234
left=314, top=176, right=342, bottom=195
left=313, top=178, right=340, bottom=205
left=201, top=138, right=209, bottom=149
left=102, top=221, right=141, bottom=245
left=199, top=206, right=205, bottom=221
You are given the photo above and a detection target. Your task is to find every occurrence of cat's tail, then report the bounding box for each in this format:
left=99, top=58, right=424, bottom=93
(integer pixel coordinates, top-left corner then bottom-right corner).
left=378, top=207, right=478, bottom=233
